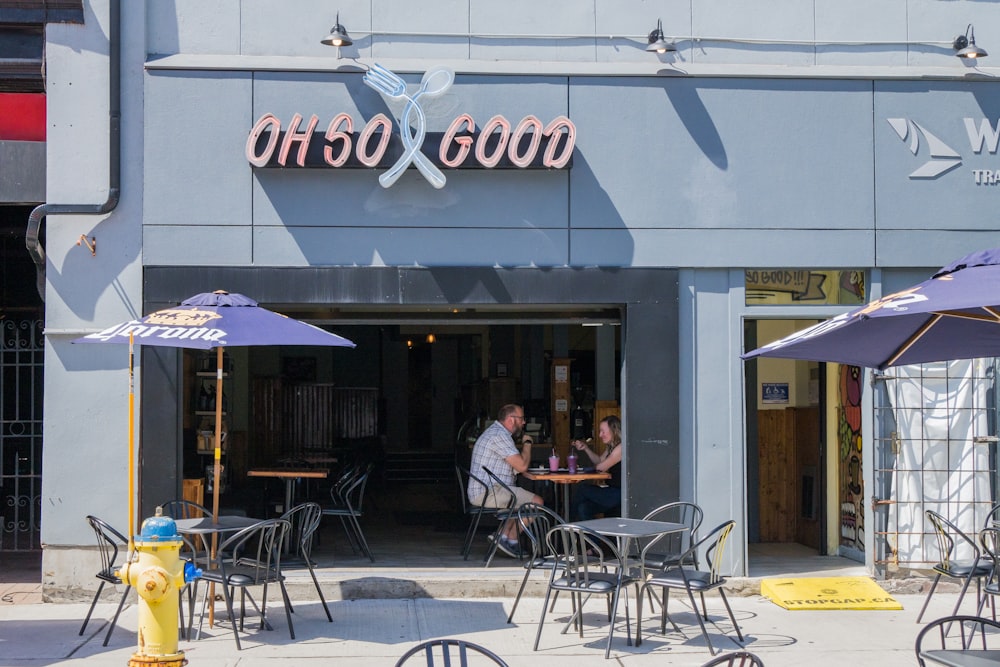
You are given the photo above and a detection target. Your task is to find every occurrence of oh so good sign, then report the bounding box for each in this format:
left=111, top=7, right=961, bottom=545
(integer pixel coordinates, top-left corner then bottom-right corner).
left=246, top=112, right=576, bottom=171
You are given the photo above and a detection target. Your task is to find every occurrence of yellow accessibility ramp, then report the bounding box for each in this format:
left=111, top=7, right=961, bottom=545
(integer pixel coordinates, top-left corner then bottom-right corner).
left=761, top=576, right=902, bottom=610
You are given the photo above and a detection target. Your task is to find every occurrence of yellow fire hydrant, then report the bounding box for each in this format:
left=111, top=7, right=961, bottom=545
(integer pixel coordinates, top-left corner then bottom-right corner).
left=117, top=508, right=199, bottom=667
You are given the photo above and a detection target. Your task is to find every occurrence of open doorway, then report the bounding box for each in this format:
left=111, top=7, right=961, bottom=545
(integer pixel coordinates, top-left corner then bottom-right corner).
left=745, top=319, right=836, bottom=574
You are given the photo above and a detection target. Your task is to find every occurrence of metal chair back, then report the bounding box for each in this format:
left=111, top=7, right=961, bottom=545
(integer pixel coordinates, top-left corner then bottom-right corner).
left=161, top=499, right=212, bottom=520
left=916, top=615, right=1000, bottom=666
left=640, top=500, right=704, bottom=568
left=699, top=651, right=765, bottom=666
left=395, top=638, right=509, bottom=667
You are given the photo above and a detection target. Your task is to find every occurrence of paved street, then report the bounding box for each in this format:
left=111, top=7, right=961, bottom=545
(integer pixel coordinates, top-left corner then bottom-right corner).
left=0, top=588, right=979, bottom=666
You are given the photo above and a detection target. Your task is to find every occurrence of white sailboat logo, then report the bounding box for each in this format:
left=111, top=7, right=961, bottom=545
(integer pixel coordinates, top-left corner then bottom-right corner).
left=887, top=118, right=962, bottom=179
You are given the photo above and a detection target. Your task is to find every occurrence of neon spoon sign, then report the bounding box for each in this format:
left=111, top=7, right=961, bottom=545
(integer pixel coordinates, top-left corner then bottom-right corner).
left=245, top=65, right=576, bottom=187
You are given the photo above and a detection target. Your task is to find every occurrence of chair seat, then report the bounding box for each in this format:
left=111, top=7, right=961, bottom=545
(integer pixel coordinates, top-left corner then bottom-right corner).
left=642, top=552, right=692, bottom=570
left=933, top=560, right=992, bottom=578
left=322, top=507, right=361, bottom=517
left=550, top=572, right=632, bottom=594
left=200, top=565, right=283, bottom=587
left=523, top=556, right=560, bottom=570
left=96, top=570, right=123, bottom=585
left=647, top=568, right=722, bottom=592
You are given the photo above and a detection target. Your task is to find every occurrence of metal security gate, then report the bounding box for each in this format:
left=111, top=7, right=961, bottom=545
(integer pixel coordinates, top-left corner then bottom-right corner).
left=872, top=359, right=999, bottom=575
left=0, top=319, right=43, bottom=550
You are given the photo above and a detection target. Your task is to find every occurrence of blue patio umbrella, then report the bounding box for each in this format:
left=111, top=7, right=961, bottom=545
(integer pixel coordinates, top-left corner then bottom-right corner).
left=742, top=248, right=1000, bottom=370
left=74, top=291, right=355, bottom=532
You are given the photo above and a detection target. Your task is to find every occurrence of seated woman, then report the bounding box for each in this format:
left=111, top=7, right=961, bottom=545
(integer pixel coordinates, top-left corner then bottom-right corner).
left=570, top=415, right=623, bottom=521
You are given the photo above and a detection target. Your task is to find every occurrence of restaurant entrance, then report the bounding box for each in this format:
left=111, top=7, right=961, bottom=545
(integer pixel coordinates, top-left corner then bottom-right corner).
left=744, top=319, right=829, bottom=565
left=140, top=266, right=678, bottom=535
left=178, top=315, right=622, bottom=530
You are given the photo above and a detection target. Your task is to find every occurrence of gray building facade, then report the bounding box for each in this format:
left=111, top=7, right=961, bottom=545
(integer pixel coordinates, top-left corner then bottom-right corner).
left=37, top=0, right=1000, bottom=594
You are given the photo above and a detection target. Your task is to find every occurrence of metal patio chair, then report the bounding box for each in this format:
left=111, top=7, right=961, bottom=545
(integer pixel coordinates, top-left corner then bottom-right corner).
left=636, top=520, right=743, bottom=656
left=533, top=523, right=638, bottom=659
left=506, top=502, right=565, bottom=623
left=978, top=526, right=1000, bottom=620
left=79, top=515, right=132, bottom=647
left=321, top=463, right=374, bottom=562
left=456, top=464, right=511, bottom=561
left=481, top=466, right=521, bottom=566
left=638, top=501, right=704, bottom=614
left=915, top=510, right=992, bottom=623
left=916, top=615, right=1000, bottom=666
left=280, top=501, right=333, bottom=622
left=159, top=499, right=217, bottom=639
left=193, top=518, right=294, bottom=650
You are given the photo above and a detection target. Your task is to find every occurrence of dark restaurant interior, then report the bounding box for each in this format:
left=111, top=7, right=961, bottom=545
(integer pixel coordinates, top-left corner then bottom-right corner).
left=178, top=316, right=621, bottom=563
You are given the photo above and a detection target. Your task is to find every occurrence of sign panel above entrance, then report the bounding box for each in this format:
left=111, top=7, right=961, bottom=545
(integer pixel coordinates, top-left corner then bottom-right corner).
left=245, top=65, right=576, bottom=190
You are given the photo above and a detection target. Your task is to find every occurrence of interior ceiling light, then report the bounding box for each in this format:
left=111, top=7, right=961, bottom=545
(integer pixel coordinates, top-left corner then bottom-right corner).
left=646, top=18, right=676, bottom=53
left=321, top=12, right=353, bottom=47
left=954, top=23, right=987, bottom=59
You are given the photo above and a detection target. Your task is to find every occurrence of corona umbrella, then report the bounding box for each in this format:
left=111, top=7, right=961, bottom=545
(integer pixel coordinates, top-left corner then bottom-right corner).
left=73, top=291, right=355, bottom=535
left=742, top=248, right=1000, bottom=369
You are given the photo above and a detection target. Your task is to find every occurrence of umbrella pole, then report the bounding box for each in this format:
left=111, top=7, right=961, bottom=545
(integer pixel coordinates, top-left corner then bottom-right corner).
left=128, top=333, right=135, bottom=550
left=211, top=345, right=224, bottom=521
left=209, top=346, right=224, bottom=627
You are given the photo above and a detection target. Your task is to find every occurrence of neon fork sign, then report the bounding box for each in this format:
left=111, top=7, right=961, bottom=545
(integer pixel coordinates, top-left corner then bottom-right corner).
left=245, top=65, right=576, bottom=187
left=363, top=64, right=452, bottom=189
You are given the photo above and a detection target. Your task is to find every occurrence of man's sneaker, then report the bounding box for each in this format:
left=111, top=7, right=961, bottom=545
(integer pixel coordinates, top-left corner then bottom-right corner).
left=488, top=534, right=520, bottom=558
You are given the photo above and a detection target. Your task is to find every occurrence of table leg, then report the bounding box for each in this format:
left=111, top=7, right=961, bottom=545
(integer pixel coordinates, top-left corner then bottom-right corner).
left=208, top=582, right=216, bottom=628
left=285, top=478, right=294, bottom=514
left=563, top=484, right=571, bottom=522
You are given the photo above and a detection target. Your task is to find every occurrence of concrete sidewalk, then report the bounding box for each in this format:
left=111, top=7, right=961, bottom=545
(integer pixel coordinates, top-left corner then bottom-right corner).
left=0, top=587, right=978, bottom=666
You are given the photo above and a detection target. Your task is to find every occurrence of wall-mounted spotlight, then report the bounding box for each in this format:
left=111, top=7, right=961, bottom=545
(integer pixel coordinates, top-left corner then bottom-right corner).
left=321, top=12, right=353, bottom=47
left=426, top=333, right=436, bottom=344
left=646, top=18, right=676, bottom=53
left=954, top=24, right=987, bottom=59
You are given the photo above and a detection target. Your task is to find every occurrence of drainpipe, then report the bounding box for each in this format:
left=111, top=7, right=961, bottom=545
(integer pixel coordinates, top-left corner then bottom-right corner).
left=25, top=0, right=121, bottom=301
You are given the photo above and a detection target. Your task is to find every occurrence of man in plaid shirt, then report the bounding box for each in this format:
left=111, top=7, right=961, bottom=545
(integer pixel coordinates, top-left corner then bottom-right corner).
left=468, top=403, right=542, bottom=557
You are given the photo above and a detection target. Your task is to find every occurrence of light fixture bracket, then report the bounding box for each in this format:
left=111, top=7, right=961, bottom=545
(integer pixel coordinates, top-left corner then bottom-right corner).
left=646, top=18, right=676, bottom=53
left=321, top=11, right=354, bottom=47
left=954, top=24, right=987, bottom=59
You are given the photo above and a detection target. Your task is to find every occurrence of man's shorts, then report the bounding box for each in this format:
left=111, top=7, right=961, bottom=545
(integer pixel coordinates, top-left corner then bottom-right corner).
left=472, top=484, right=536, bottom=509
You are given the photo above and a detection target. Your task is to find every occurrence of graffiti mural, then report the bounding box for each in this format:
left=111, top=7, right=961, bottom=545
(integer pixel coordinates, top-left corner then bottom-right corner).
left=839, top=364, right=864, bottom=551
